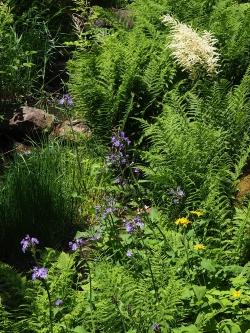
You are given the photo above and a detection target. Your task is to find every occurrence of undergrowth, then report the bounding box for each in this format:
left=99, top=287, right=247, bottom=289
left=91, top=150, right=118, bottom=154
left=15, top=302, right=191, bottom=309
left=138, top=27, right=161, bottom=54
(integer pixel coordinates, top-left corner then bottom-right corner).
left=0, top=1, right=250, bottom=332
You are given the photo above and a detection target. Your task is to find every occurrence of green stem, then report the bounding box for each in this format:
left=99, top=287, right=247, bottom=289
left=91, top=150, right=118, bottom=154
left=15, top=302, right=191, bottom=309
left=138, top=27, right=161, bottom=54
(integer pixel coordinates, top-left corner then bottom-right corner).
left=128, top=165, right=168, bottom=243
left=147, top=256, right=159, bottom=303
left=43, top=281, right=54, bottom=333
left=84, top=259, right=96, bottom=333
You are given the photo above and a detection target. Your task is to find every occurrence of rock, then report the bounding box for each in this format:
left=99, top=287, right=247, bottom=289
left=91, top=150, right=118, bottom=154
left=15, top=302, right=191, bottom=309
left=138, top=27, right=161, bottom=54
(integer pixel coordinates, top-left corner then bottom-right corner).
left=9, top=106, right=55, bottom=136
left=236, top=174, right=250, bottom=200
left=14, top=142, right=32, bottom=156
left=52, top=119, right=91, bottom=141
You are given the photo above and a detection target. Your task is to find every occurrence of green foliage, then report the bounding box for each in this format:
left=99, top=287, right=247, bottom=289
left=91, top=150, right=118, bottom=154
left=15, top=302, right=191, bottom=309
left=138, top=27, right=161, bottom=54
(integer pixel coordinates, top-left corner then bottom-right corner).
left=209, top=1, right=250, bottom=82
left=0, top=3, right=35, bottom=98
left=0, top=141, right=108, bottom=263
left=0, top=0, right=75, bottom=101
left=68, top=0, right=176, bottom=137
left=1, top=0, right=250, bottom=332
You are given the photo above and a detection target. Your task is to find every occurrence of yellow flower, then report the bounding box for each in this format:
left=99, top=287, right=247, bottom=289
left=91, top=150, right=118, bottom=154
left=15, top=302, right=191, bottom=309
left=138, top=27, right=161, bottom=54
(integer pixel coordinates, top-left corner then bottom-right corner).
left=232, top=290, right=241, bottom=298
left=193, top=243, right=206, bottom=251
left=175, top=217, right=191, bottom=227
left=190, top=210, right=205, bottom=217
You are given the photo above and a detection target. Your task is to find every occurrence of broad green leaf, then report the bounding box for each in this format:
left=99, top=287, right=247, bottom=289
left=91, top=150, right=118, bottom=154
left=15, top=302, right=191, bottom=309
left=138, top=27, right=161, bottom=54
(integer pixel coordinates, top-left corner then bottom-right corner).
left=201, top=259, right=217, bottom=272
left=193, top=285, right=206, bottom=301
left=218, top=320, right=242, bottom=333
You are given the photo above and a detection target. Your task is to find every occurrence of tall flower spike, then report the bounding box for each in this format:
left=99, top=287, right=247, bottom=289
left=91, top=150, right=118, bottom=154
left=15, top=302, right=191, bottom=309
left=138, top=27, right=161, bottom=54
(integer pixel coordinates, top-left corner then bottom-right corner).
left=162, top=14, right=220, bottom=77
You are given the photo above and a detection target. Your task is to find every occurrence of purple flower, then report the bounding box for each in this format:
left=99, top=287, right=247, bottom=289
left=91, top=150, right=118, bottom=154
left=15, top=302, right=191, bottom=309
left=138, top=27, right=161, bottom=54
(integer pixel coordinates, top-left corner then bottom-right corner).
left=134, top=216, right=144, bottom=229
left=132, top=167, right=140, bottom=175
left=176, top=186, right=185, bottom=198
left=114, top=176, right=122, bottom=184
left=58, top=94, right=73, bottom=107
left=172, top=198, right=180, bottom=205
left=55, top=299, right=63, bottom=306
left=168, top=186, right=185, bottom=204
left=69, top=238, right=85, bottom=251
left=102, top=207, right=114, bottom=219
left=111, top=136, right=122, bottom=148
left=105, top=207, right=113, bottom=214
left=120, top=156, right=128, bottom=165
left=125, top=221, right=135, bottom=233
left=126, top=249, right=133, bottom=257
left=152, top=323, right=161, bottom=332
left=119, top=131, right=131, bottom=145
left=106, top=132, right=131, bottom=167
left=32, top=267, right=48, bottom=280
left=20, top=235, right=39, bottom=253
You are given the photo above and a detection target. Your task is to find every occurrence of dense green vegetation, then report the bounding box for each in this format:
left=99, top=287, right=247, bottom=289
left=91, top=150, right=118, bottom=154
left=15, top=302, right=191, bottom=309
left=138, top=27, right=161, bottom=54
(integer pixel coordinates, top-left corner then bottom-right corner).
left=0, top=0, right=250, bottom=332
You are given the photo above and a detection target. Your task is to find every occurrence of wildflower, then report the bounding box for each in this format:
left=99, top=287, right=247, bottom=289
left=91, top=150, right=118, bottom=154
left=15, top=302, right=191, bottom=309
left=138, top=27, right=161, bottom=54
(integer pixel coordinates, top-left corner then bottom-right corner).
left=175, top=217, right=191, bottom=227
left=114, top=176, right=122, bottom=184
left=111, top=136, right=122, bottom=148
left=32, top=267, right=48, bottom=280
left=58, top=94, right=73, bottom=106
left=69, top=238, right=85, bottom=251
left=134, top=216, right=144, bottom=229
left=126, top=249, right=133, bottom=257
left=102, top=207, right=116, bottom=219
left=55, top=299, right=63, bottom=306
left=176, top=186, right=185, bottom=197
left=152, top=323, right=161, bottom=332
left=232, top=290, right=241, bottom=298
left=132, top=167, right=140, bottom=175
left=106, top=131, right=131, bottom=167
left=190, top=210, right=204, bottom=217
left=20, top=235, right=39, bottom=253
left=125, top=221, right=135, bottom=233
left=119, top=131, right=131, bottom=145
left=162, top=14, right=220, bottom=77
left=193, top=243, right=206, bottom=251
left=173, top=198, right=180, bottom=204
left=168, top=186, right=185, bottom=204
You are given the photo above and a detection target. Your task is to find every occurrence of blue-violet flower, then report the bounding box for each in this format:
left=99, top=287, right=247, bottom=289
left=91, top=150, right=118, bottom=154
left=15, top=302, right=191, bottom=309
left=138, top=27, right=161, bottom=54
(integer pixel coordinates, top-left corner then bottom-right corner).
left=21, top=235, right=39, bottom=253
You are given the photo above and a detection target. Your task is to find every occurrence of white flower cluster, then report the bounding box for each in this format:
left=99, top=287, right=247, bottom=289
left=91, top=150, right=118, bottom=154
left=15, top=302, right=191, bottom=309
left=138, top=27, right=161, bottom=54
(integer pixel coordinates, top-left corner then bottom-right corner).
left=162, top=14, right=220, bottom=77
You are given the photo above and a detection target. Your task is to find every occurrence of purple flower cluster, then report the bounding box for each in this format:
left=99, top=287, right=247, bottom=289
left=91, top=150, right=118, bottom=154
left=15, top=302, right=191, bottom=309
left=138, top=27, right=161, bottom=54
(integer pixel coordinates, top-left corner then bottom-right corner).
left=95, top=196, right=117, bottom=219
left=152, top=323, right=161, bottom=332
left=32, top=266, right=48, bottom=280
left=114, top=176, right=128, bottom=186
left=55, top=299, right=63, bottom=306
left=124, top=216, right=144, bottom=233
left=69, top=238, right=86, bottom=251
left=126, top=249, right=133, bottom=257
left=20, top=235, right=39, bottom=253
left=168, top=186, right=185, bottom=204
left=58, top=94, right=73, bottom=107
left=106, top=131, right=131, bottom=167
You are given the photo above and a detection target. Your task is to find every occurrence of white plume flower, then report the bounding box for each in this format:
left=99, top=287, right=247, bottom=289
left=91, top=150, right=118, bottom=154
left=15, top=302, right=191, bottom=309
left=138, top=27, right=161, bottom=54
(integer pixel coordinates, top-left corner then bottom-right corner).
left=162, top=14, right=220, bottom=77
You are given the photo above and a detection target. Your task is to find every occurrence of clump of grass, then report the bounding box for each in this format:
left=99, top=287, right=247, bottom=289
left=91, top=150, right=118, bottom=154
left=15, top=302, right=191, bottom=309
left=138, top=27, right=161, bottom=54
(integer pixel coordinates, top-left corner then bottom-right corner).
left=0, top=142, right=82, bottom=264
